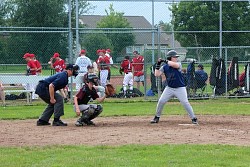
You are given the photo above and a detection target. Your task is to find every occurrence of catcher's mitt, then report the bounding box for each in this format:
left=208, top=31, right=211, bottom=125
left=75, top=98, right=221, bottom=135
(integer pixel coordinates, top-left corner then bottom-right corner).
left=105, top=84, right=116, bottom=96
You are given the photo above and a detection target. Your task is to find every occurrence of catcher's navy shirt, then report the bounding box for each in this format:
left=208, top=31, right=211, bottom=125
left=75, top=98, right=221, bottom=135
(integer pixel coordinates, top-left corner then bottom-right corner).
left=160, top=62, right=186, bottom=88
left=42, top=71, right=69, bottom=91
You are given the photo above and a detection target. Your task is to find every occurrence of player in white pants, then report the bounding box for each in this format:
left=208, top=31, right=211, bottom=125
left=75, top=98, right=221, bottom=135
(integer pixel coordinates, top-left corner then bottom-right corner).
left=120, top=55, right=133, bottom=96
left=75, top=49, right=92, bottom=91
left=151, top=50, right=198, bottom=125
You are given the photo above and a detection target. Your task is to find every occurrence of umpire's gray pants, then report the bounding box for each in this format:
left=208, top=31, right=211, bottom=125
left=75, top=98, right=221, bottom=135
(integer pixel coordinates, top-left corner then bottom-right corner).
left=39, top=92, right=64, bottom=122
left=155, top=86, right=196, bottom=119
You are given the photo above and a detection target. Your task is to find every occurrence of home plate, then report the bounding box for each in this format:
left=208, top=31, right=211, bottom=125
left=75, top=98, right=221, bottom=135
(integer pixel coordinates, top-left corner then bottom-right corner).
left=178, top=124, right=197, bottom=126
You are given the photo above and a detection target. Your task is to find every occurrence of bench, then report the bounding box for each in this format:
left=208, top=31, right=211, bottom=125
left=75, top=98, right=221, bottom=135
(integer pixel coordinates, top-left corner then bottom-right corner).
left=0, top=75, right=50, bottom=103
left=0, top=75, right=77, bottom=104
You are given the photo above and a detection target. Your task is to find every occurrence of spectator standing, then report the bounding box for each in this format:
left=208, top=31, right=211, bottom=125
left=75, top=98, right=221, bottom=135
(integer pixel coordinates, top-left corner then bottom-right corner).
left=96, top=49, right=110, bottom=87
left=48, top=52, right=68, bottom=102
left=23, top=53, right=38, bottom=100
left=120, top=55, right=133, bottom=97
left=132, top=51, right=144, bottom=90
left=35, top=64, right=79, bottom=126
left=75, top=49, right=92, bottom=91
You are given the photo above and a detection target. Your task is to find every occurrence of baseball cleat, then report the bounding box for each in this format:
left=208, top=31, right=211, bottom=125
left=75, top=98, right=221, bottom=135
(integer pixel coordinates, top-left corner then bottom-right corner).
left=82, top=119, right=95, bottom=126
left=37, top=119, right=51, bottom=126
left=150, top=116, right=160, bottom=124
left=191, top=118, right=198, bottom=125
left=75, top=121, right=84, bottom=126
left=52, top=120, right=67, bottom=126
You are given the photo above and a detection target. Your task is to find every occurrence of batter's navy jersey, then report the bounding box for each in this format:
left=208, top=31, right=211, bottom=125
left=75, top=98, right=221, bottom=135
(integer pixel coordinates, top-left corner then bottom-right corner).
left=160, top=62, right=186, bottom=88
left=42, top=71, right=69, bottom=91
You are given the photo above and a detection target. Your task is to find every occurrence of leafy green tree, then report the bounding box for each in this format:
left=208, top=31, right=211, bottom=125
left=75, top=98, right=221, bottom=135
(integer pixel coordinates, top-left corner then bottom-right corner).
left=97, top=4, right=135, bottom=58
left=158, top=21, right=173, bottom=32
left=0, top=0, right=69, bottom=63
left=171, top=1, right=250, bottom=60
left=81, top=33, right=112, bottom=61
left=0, top=0, right=93, bottom=64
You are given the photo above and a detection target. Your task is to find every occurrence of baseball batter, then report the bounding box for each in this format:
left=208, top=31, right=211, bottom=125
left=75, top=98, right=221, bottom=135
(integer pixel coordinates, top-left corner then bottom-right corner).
left=150, top=50, right=198, bottom=124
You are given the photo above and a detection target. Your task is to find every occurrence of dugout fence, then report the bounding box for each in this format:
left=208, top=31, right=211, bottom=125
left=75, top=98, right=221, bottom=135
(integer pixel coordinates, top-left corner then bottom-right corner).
left=0, top=0, right=250, bottom=104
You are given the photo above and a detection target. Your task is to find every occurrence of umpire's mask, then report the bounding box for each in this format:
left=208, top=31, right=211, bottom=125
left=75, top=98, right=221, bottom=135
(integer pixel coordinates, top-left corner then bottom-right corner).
left=66, top=64, right=79, bottom=77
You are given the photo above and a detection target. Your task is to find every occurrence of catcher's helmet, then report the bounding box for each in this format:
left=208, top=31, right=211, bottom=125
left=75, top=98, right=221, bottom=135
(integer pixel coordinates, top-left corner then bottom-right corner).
left=87, top=73, right=98, bottom=84
left=166, top=50, right=179, bottom=60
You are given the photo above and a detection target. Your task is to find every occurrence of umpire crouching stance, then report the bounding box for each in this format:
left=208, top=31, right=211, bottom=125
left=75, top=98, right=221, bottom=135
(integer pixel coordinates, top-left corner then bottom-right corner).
left=35, top=64, right=79, bottom=126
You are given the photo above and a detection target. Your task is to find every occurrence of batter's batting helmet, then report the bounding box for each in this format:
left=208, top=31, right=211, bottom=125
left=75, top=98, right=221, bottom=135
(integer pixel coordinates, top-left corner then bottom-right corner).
left=166, top=50, right=179, bottom=60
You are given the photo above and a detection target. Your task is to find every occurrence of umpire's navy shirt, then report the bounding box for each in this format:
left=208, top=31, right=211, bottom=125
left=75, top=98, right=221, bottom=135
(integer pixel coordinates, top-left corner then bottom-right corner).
left=160, top=62, right=186, bottom=88
left=42, top=71, right=69, bottom=91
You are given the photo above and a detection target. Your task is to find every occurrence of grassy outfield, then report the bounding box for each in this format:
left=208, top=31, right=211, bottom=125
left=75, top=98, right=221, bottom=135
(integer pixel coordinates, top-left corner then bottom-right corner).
left=0, top=145, right=249, bottom=167
left=0, top=98, right=250, bottom=166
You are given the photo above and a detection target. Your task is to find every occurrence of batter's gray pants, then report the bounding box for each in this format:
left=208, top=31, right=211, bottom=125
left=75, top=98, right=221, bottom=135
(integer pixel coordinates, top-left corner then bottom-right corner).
left=155, top=86, right=196, bottom=119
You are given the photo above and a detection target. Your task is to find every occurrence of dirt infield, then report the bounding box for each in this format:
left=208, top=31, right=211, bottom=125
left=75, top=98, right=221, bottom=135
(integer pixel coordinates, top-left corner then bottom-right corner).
left=0, top=115, right=249, bottom=147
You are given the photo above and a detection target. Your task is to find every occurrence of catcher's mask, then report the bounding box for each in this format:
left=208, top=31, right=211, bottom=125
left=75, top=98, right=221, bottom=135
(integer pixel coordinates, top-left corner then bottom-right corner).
left=166, top=50, right=179, bottom=61
left=66, top=64, right=79, bottom=77
left=87, top=73, right=98, bottom=85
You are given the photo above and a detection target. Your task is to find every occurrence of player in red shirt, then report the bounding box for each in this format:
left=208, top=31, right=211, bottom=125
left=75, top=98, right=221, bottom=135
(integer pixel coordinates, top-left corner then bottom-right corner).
left=49, top=52, right=66, bottom=73
left=96, top=49, right=110, bottom=87
left=23, top=53, right=37, bottom=76
left=120, top=55, right=133, bottom=97
left=23, top=53, right=38, bottom=99
left=132, top=51, right=144, bottom=90
left=30, top=53, right=42, bottom=75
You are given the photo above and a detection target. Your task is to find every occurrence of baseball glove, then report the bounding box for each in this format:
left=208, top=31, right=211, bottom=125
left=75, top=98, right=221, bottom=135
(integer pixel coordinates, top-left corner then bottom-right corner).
left=105, top=84, right=116, bottom=96
left=119, top=67, right=123, bottom=75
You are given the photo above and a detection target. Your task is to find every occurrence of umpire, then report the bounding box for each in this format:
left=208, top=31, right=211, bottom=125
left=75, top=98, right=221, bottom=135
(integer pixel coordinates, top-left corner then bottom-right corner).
left=35, top=64, right=79, bottom=126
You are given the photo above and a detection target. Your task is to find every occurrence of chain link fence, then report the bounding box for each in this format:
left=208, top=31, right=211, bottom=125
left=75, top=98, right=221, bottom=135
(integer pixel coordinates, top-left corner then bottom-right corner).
left=0, top=0, right=250, bottom=104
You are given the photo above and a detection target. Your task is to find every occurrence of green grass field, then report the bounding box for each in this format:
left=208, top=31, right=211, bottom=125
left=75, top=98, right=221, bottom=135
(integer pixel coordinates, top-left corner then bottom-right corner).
left=0, top=99, right=250, bottom=166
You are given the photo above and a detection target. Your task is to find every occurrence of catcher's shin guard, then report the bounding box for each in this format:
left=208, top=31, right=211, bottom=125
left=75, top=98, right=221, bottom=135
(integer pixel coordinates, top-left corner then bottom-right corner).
left=80, top=105, right=103, bottom=125
left=89, top=104, right=103, bottom=120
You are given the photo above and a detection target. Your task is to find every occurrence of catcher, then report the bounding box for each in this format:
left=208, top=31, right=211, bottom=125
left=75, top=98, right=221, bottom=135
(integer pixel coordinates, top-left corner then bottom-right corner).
left=74, top=73, right=115, bottom=126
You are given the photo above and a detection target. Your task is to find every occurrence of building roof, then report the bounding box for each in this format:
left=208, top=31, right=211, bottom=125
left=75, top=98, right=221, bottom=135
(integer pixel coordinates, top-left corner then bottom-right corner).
left=79, top=15, right=170, bottom=45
